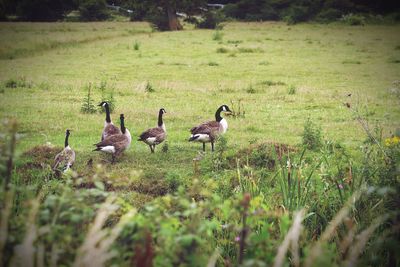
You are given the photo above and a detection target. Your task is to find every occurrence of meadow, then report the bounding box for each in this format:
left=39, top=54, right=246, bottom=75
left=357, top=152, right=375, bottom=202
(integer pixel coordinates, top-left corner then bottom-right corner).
left=0, top=21, right=399, bottom=266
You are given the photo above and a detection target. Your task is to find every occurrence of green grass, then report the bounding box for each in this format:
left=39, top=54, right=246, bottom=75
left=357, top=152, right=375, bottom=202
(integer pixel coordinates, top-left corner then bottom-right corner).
left=0, top=21, right=399, bottom=193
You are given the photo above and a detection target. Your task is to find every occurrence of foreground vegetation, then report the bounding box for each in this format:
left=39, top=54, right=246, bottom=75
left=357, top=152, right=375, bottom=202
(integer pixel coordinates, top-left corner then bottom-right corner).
left=0, top=21, right=399, bottom=266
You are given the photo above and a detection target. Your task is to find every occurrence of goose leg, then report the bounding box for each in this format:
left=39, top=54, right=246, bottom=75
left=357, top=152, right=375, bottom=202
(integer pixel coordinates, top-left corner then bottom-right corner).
left=149, top=145, right=154, bottom=153
left=202, top=142, right=206, bottom=152
left=211, top=142, right=215, bottom=152
left=111, top=154, right=116, bottom=164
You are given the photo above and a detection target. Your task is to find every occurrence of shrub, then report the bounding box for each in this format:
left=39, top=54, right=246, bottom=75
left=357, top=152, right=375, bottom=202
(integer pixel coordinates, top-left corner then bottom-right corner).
left=79, top=0, right=109, bottom=21
left=340, top=13, right=365, bottom=25
left=315, top=8, right=343, bottom=23
left=212, top=30, right=223, bottom=41
left=81, top=83, right=97, bottom=113
left=283, top=5, right=311, bottom=25
left=133, top=41, right=140, bottom=50
left=16, top=0, right=76, bottom=21
left=302, top=118, right=322, bottom=150
left=196, top=11, right=224, bottom=29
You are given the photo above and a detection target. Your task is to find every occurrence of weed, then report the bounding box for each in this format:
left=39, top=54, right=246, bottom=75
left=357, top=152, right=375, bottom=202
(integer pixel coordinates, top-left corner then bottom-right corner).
left=287, top=84, right=296, bottom=95
left=302, top=118, right=322, bottom=150
left=230, top=99, right=246, bottom=118
left=212, top=30, right=223, bottom=41
left=246, top=84, right=257, bottom=94
left=208, top=61, right=219, bottom=66
left=216, top=47, right=229, bottom=53
left=81, top=83, right=97, bottom=113
left=145, top=81, right=155, bottom=93
left=161, top=142, right=169, bottom=153
left=259, top=61, right=270, bottom=66
left=165, top=171, right=183, bottom=191
left=260, top=80, right=286, bottom=86
left=227, top=40, right=243, bottom=44
left=38, top=81, right=50, bottom=90
left=237, top=47, right=264, bottom=53
left=4, top=77, right=31, bottom=88
left=134, top=41, right=140, bottom=50
left=342, top=60, right=361, bottom=64
left=212, top=135, right=228, bottom=171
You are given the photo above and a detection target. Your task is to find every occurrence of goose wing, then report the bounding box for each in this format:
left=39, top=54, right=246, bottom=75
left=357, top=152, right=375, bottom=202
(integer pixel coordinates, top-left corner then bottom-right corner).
left=139, top=127, right=166, bottom=144
left=102, top=123, right=121, bottom=141
left=95, top=134, right=128, bottom=150
left=190, top=121, right=220, bottom=135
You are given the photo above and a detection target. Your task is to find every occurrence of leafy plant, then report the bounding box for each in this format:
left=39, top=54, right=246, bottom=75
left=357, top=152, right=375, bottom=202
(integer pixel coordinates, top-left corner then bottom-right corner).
left=302, top=118, right=323, bottom=150
left=81, top=83, right=97, bottom=113
left=145, top=81, right=155, bottom=93
left=287, top=84, right=296, bottom=95
left=212, top=30, right=223, bottom=41
left=277, top=149, right=321, bottom=212
left=133, top=41, right=140, bottom=50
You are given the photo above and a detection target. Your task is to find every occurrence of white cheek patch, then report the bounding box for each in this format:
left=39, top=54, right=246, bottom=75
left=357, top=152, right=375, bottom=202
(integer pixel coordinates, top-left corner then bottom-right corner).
left=100, top=146, right=116, bottom=154
left=192, top=134, right=211, bottom=142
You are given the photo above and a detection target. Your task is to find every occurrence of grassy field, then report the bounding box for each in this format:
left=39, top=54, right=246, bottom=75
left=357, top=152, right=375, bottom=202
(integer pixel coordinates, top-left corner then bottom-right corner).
left=0, top=21, right=399, bottom=266
left=1, top=22, right=399, bottom=157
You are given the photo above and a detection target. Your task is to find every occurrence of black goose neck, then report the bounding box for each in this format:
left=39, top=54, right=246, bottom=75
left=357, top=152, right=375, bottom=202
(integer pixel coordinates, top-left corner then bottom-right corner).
left=215, top=106, right=223, bottom=122
left=64, top=132, right=70, bottom=147
left=158, top=110, right=164, bottom=127
left=105, top=103, right=111, bottom=123
left=120, top=116, right=126, bottom=134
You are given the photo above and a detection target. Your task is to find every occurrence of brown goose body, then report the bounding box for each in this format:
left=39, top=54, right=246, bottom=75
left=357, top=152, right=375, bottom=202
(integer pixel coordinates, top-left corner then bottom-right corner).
left=189, top=105, right=231, bottom=151
left=138, top=108, right=166, bottom=153
left=102, top=122, right=121, bottom=141
left=53, top=130, right=75, bottom=172
left=94, top=114, right=131, bottom=163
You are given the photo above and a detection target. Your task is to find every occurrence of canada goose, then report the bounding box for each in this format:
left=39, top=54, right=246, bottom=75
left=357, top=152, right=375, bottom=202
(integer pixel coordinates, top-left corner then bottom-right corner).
left=138, top=108, right=166, bottom=153
left=93, top=114, right=131, bottom=163
left=99, top=101, right=121, bottom=141
left=189, top=105, right=232, bottom=151
left=53, top=129, right=75, bottom=172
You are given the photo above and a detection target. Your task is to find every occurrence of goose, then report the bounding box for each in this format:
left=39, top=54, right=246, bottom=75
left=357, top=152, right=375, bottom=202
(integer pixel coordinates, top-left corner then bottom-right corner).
left=99, top=101, right=121, bottom=141
left=93, top=114, right=131, bottom=163
left=138, top=108, right=167, bottom=153
left=53, top=129, right=75, bottom=172
left=189, top=105, right=232, bottom=151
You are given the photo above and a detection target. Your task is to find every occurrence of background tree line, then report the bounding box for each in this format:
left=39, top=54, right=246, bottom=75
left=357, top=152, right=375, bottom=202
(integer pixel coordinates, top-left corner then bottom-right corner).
left=0, top=0, right=399, bottom=28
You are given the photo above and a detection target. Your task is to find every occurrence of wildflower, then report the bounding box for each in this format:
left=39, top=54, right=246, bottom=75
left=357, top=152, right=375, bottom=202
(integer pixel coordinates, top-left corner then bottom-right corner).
left=338, top=184, right=344, bottom=190
left=235, top=236, right=241, bottom=242
left=385, top=136, right=400, bottom=147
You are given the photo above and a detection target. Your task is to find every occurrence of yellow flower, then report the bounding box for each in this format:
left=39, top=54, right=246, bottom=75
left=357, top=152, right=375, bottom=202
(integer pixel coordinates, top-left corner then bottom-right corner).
left=385, top=136, right=400, bottom=147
